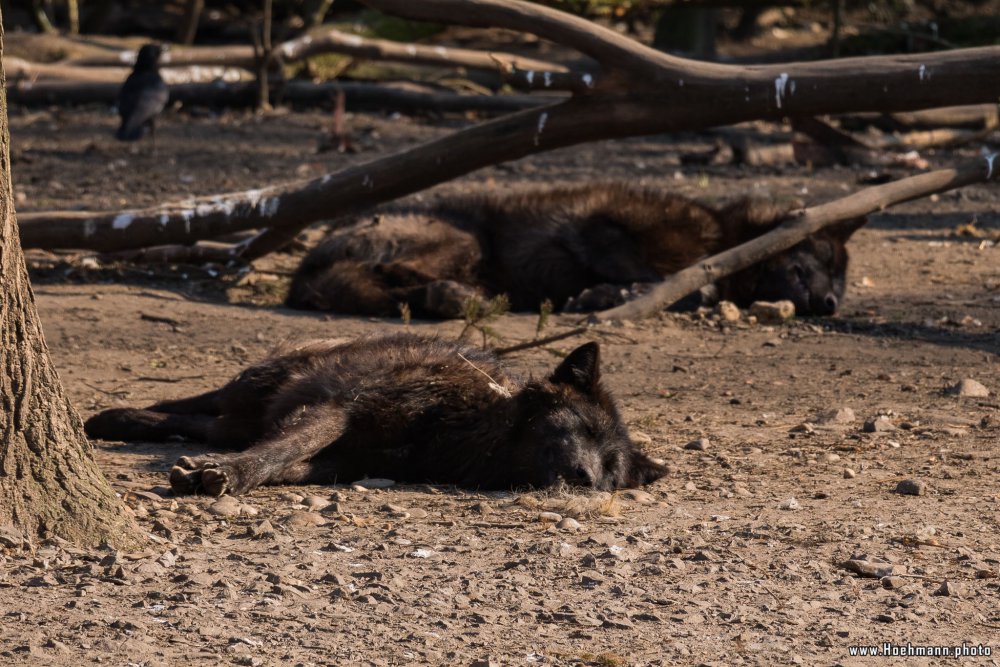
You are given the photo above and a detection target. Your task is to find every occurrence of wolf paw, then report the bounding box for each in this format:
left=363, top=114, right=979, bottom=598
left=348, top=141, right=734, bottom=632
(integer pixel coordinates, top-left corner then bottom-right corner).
left=200, top=468, right=231, bottom=497
left=563, top=284, right=629, bottom=312
left=169, top=455, right=228, bottom=496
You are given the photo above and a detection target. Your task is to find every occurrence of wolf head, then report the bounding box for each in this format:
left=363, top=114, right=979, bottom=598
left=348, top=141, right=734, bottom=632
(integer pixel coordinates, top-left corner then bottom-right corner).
left=717, top=198, right=866, bottom=315
left=747, top=218, right=866, bottom=316
left=510, top=342, right=667, bottom=490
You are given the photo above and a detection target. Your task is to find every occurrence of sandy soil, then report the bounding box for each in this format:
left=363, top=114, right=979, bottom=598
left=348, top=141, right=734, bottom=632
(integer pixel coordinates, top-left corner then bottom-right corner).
left=2, top=104, right=1000, bottom=667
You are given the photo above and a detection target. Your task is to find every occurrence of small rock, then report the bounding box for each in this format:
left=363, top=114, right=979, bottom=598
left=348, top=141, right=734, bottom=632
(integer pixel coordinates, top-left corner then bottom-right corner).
left=863, top=416, right=896, bottom=433
left=631, top=431, right=653, bottom=445
left=814, top=407, right=856, bottom=425
left=779, top=497, right=801, bottom=510
left=749, top=300, right=795, bottom=324
left=239, top=503, right=259, bottom=517
left=248, top=520, right=275, bottom=539
left=894, top=479, right=927, bottom=496
left=716, top=301, right=741, bottom=322
left=208, top=496, right=242, bottom=517
left=352, top=478, right=396, bottom=489
left=409, top=548, right=435, bottom=558
left=538, top=512, right=562, bottom=523
left=555, top=541, right=577, bottom=557
left=279, top=492, right=305, bottom=504
left=843, top=468, right=857, bottom=479
left=762, top=337, right=782, bottom=348
left=684, top=438, right=709, bottom=451
left=946, top=378, right=990, bottom=398
left=621, top=489, right=654, bottom=504
left=556, top=517, right=581, bottom=531
left=934, top=580, right=966, bottom=597
left=283, top=511, right=328, bottom=528
left=302, top=495, right=329, bottom=511
left=42, top=639, right=69, bottom=653
left=842, top=559, right=900, bottom=578
left=881, top=576, right=907, bottom=589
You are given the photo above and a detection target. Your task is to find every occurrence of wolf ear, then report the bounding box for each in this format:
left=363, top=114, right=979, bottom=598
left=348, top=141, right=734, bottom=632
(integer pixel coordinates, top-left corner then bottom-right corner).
left=626, top=451, right=669, bottom=487
left=822, top=216, right=867, bottom=244
left=551, top=342, right=601, bottom=394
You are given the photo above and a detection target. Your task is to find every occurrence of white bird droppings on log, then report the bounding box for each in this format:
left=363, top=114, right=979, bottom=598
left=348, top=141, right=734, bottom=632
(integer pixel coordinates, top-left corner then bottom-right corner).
left=112, top=214, right=134, bottom=230
left=774, top=73, right=789, bottom=109
left=260, top=197, right=280, bottom=217
left=534, top=112, right=548, bottom=146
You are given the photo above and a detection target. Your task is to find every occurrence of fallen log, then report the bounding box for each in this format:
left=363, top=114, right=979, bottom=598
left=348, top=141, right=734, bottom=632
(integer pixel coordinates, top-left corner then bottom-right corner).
left=60, top=25, right=570, bottom=81
left=3, top=56, right=250, bottom=84
left=839, top=103, right=1000, bottom=132
left=593, top=154, right=1000, bottom=322
left=6, top=78, right=552, bottom=114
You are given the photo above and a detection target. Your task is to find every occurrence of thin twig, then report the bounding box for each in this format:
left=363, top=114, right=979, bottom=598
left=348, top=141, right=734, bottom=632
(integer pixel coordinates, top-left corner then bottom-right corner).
left=140, top=313, right=183, bottom=327
left=133, top=375, right=206, bottom=383
left=494, top=326, right=588, bottom=355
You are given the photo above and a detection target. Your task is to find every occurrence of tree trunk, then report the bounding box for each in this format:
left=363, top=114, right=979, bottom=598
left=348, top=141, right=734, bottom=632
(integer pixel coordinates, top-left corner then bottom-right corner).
left=0, top=16, right=143, bottom=550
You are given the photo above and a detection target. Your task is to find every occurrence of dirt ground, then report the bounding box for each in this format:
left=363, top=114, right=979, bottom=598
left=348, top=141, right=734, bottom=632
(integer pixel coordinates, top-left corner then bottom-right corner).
left=2, top=104, right=1000, bottom=667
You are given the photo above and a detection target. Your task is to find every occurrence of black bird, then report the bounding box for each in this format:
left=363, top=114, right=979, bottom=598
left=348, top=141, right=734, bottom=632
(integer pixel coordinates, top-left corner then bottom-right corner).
left=116, top=43, right=169, bottom=144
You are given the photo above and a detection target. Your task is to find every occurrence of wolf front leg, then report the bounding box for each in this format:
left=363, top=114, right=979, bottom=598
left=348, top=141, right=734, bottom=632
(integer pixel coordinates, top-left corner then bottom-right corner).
left=170, top=401, right=347, bottom=496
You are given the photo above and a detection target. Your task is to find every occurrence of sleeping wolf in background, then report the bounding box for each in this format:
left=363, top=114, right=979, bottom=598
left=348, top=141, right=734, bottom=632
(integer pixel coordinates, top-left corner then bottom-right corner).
left=85, top=334, right=667, bottom=495
left=286, top=184, right=866, bottom=319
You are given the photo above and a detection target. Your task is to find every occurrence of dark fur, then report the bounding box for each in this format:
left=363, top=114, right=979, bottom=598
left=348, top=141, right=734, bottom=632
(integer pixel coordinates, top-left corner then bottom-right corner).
left=85, top=334, right=667, bottom=496
left=116, top=44, right=169, bottom=142
left=287, top=184, right=866, bottom=318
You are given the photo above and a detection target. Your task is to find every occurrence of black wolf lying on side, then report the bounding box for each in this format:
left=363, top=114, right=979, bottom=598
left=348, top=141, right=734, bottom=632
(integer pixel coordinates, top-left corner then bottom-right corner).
left=286, top=184, right=866, bottom=319
left=85, top=334, right=667, bottom=496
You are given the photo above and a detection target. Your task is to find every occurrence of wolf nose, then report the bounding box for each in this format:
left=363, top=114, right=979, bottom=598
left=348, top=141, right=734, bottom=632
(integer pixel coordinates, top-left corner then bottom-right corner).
left=824, top=294, right=838, bottom=313
left=570, top=466, right=593, bottom=486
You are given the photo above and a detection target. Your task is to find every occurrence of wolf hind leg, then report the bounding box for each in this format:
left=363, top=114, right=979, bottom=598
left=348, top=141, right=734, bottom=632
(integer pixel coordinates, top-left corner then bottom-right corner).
left=85, top=408, right=214, bottom=443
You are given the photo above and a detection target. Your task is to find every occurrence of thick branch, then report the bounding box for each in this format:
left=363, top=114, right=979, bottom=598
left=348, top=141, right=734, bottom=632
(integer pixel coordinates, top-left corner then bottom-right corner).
left=363, top=0, right=669, bottom=78
left=3, top=57, right=250, bottom=84
left=6, top=78, right=550, bottom=114
left=18, top=99, right=597, bottom=252
left=60, top=27, right=568, bottom=81
left=364, top=0, right=1000, bottom=116
left=594, top=155, right=1000, bottom=323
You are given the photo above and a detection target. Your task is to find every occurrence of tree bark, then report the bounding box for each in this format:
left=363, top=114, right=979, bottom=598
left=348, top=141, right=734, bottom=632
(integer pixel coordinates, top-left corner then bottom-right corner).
left=0, top=18, right=143, bottom=549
